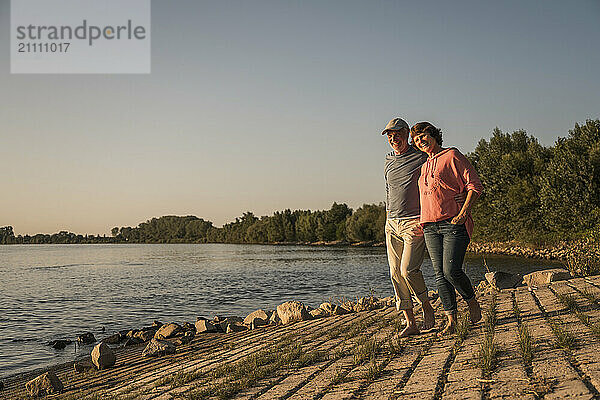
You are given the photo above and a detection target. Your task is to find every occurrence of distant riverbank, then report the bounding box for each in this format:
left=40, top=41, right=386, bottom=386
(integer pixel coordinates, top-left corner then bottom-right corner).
left=0, top=237, right=587, bottom=262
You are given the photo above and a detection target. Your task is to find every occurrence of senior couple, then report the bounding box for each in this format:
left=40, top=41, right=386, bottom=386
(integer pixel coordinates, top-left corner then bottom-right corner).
left=382, top=118, right=482, bottom=337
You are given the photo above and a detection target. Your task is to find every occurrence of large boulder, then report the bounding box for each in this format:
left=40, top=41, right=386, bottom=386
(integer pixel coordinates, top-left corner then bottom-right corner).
left=91, top=342, right=115, bottom=370
left=195, top=319, right=219, bottom=333
left=523, top=268, right=572, bottom=287
left=485, top=271, right=523, bottom=289
left=244, top=309, right=271, bottom=327
left=25, top=372, right=63, bottom=397
left=154, top=323, right=182, bottom=339
left=276, top=301, right=312, bottom=325
left=142, top=339, right=177, bottom=357
left=77, top=332, right=96, bottom=345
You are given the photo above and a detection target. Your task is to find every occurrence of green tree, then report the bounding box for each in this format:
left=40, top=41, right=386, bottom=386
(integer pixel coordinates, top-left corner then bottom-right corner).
left=345, top=203, right=386, bottom=242
left=539, top=119, right=600, bottom=235
left=468, top=128, right=551, bottom=242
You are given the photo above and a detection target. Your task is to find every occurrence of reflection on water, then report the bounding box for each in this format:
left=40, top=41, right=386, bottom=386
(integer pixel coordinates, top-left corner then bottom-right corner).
left=0, top=243, right=562, bottom=378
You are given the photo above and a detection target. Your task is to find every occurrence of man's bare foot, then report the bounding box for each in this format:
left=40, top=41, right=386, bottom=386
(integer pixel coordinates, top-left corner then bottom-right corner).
left=436, top=323, right=455, bottom=337
left=399, top=325, right=420, bottom=338
left=422, top=305, right=435, bottom=331
left=468, top=298, right=482, bottom=324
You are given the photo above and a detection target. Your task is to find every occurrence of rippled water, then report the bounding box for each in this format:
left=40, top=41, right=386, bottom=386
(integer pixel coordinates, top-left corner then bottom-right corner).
left=0, top=244, right=562, bottom=378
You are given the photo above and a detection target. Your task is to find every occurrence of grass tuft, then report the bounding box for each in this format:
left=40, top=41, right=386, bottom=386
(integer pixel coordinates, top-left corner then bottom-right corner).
left=556, top=293, right=580, bottom=312
left=353, top=337, right=380, bottom=366
left=518, top=322, right=533, bottom=365
left=476, top=333, right=498, bottom=374
left=548, top=319, right=576, bottom=349
left=476, top=292, right=498, bottom=375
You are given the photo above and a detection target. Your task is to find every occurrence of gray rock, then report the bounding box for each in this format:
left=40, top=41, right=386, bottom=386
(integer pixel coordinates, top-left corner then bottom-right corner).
left=269, top=309, right=281, bottom=325
left=174, top=331, right=195, bottom=345
left=523, top=268, right=572, bottom=287
left=226, top=322, right=249, bottom=333
left=310, top=308, right=329, bottom=318
left=48, top=339, right=72, bottom=350
left=354, top=296, right=379, bottom=312
left=154, top=323, right=182, bottom=339
left=276, top=301, right=312, bottom=325
left=195, top=319, right=219, bottom=333
left=77, top=332, right=96, bottom=345
left=102, top=333, right=122, bottom=345
left=182, top=321, right=196, bottom=333
left=142, top=339, right=177, bottom=357
left=243, top=309, right=271, bottom=327
left=134, top=330, right=154, bottom=342
left=217, top=317, right=243, bottom=332
left=213, top=315, right=226, bottom=323
left=334, top=305, right=351, bottom=316
left=318, top=302, right=335, bottom=315
left=91, top=342, right=115, bottom=370
left=25, top=371, right=63, bottom=397
left=485, top=271, right=523, bottom=289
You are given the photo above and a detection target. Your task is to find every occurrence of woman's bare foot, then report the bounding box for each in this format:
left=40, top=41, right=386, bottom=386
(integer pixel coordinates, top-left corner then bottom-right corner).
left=468, top=298, right=482, bottom=324
left=436, top=322, right=455, bottom=337
left=422, top=304, right=435, bottom=331
left=437, top=313, right=457, bottom=337
left=399, top=324, right=420, bottom=338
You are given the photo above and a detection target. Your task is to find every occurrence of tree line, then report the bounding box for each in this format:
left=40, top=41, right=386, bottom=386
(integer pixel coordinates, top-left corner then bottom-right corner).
left=2, top=119, right=598, bottom=246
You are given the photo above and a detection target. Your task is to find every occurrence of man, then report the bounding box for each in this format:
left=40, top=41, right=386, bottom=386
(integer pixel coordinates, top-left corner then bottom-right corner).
left=382, top=117, right=436, bottom=337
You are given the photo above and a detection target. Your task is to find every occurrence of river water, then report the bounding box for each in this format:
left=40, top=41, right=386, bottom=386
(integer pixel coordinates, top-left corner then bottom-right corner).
left=0, top=243, right=563, bottom=378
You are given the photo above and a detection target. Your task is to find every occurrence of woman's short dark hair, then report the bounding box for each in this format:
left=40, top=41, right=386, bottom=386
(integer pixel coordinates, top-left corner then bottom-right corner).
left=410, top=122, right=443, bottom=146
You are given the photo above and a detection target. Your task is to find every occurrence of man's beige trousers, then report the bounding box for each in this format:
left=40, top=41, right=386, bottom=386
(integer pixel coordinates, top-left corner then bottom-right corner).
left=385, top=217, right=429, bottom=310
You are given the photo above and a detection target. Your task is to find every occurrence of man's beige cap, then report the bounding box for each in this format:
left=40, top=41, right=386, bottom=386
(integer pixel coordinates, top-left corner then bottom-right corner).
left=381, top=118, right=409, bottom=135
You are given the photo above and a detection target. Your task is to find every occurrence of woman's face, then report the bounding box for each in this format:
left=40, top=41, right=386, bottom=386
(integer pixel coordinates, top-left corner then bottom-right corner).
left=413, top=131, right=439, bottom=155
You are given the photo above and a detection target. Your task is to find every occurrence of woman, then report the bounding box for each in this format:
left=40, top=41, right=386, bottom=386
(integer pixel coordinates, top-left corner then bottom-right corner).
left=410, top=122, right=483, bottom=336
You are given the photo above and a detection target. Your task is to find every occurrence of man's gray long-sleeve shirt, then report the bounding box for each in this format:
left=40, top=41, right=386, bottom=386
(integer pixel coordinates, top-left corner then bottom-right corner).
left=384, top=146, right=427, bottom=219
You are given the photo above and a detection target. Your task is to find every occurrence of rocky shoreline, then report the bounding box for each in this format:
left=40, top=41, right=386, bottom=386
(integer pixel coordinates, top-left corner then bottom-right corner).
left=8, top=295, right=401, bottom=397
left=303, top=239, right=585, bottom=262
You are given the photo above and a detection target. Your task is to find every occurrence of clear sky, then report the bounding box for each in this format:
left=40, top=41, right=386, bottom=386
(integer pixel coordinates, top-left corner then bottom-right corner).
left=1, top=0, right=599, bottom=235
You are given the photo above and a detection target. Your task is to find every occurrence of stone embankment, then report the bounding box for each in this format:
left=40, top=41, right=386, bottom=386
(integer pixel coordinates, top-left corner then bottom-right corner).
left=3, top=269, right=600, bottom=399
left=468, top=241, right=590, bottom=261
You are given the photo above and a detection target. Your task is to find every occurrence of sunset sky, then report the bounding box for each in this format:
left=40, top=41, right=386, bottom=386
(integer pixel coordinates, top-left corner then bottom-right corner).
left=1, top=0, right=599, bottom=235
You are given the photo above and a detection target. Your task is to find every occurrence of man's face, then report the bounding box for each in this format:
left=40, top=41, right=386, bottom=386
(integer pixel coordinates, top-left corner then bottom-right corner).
left=387, top=129, right=409, bottom=154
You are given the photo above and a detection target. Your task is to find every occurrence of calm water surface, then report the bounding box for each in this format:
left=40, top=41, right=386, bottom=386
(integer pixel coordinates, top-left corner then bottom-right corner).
left=0, top=244, right=563, bottom=378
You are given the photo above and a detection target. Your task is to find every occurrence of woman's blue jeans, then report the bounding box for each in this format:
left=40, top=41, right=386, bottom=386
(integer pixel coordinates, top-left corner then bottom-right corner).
left=422, top=219, right=475, bottom=315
